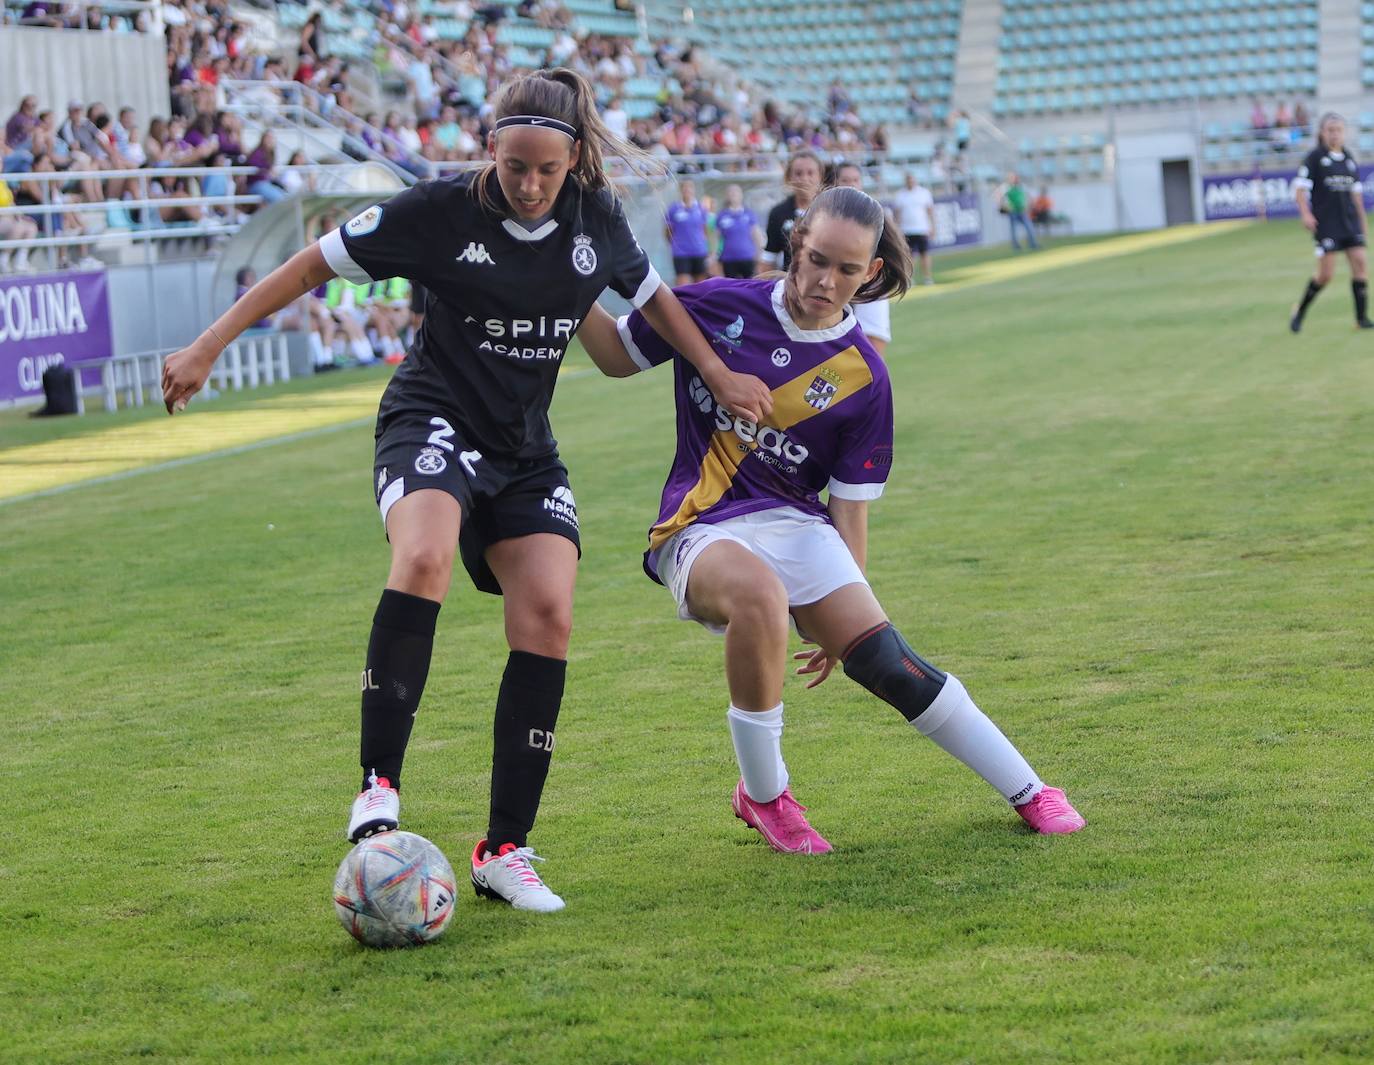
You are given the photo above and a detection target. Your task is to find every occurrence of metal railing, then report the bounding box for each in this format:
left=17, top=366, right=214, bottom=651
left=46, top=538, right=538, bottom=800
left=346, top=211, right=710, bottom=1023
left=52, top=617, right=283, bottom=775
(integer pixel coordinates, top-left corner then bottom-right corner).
left=69, top=332, right=290, bottom=413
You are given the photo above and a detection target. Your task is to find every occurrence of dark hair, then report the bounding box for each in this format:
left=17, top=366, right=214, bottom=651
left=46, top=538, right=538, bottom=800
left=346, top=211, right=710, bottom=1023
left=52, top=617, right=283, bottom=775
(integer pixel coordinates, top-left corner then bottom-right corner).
left=783, top=149, right=823, bottom=183
left=1316, top=112, right=1346, bottom=151
left=473, top=67, right=660, bottom=214
left=788, top=186, right=912, bottom=303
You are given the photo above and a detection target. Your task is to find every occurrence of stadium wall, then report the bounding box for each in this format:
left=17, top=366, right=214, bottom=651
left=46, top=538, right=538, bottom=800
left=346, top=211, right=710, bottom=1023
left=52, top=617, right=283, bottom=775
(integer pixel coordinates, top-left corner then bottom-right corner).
left=0, top=27, right=169, bottom=126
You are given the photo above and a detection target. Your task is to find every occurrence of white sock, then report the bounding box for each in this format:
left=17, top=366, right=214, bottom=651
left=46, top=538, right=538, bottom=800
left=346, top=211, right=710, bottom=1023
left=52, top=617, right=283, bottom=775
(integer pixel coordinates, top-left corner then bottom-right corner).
left=727, top=703, right=788, bottom=802
left=350, top=337, right=374, bottom=364
left=308, top=331, right=327, bottom=366
left=913, top=676, right=1043, bottom=806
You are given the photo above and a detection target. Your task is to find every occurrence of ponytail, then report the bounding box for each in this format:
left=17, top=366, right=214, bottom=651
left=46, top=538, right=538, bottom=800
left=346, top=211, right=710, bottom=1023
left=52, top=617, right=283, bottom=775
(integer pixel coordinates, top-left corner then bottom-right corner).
left=788, top=186, right=912, bottom=303
left=473, top=67, right=662, bottom=214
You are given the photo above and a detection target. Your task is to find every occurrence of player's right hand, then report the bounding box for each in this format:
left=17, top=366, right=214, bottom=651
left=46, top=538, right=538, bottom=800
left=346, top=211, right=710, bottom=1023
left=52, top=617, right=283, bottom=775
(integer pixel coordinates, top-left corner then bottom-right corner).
left=161, top=336, right=219, bottom=414
left=712, top=368, right=773, bottom=424
left=1301, top=213, right=1317, bottom=233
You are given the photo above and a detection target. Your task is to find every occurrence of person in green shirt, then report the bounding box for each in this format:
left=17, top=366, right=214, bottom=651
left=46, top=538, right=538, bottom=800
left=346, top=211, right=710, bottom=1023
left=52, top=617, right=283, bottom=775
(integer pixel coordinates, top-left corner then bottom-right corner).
left=1000, top=171, right=1039, bottom=251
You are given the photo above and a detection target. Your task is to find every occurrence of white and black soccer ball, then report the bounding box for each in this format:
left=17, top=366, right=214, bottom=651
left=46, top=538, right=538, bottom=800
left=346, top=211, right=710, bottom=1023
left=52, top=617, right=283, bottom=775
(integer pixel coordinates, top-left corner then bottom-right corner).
left=333, top=831, right=456, bottom=948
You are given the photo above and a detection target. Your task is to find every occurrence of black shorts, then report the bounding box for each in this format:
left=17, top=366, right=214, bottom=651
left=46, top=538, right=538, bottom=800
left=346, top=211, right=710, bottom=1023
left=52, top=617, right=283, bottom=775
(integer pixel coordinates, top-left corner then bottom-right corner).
left=673, top=255, right=709, bottom=277
left=409, top=281, right=427, bottom=315
left=720, top=259, right=756, bottom=279
left=1316, top=232, right=1365, bottom=255
left=906, top=233, right=930, bottom=255
left=373, top=409, right=580, bottom=596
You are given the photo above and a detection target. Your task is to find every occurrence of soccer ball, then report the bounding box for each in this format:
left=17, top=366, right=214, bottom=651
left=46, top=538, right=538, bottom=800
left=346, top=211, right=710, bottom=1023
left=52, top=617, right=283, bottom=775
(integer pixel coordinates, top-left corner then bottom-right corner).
left=333, top=831, right=456, bottom=948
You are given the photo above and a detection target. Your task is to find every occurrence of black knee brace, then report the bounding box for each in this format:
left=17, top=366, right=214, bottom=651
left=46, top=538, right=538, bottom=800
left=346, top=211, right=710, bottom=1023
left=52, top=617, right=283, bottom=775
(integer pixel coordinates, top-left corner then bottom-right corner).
left=841, top=622, right=948, bottom=723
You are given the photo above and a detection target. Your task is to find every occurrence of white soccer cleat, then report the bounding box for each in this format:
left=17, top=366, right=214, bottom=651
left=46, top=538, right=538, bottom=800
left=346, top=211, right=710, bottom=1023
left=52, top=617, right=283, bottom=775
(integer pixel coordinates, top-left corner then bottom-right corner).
left=347, top=772, right=400, bottom=843
left=470, top=840, right=566, bottom=912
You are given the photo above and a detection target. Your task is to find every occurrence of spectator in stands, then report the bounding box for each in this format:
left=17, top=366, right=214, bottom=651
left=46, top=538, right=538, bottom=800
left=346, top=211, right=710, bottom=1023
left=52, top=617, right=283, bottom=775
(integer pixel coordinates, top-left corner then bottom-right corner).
left=19, top=0, right=63, bottom=27
left=115, top=107, right=146, bottom=168
left=952, top=109, right=971, bottom=152
left=603, top=95, right=628, bottom=141
left=279, top=150, right=314, bottom=196
left=891, top=172, right=935, bottom=285
left=5, top=96, right=38, bottom=153
left=299, top=11, right=324, bottom=63
left=1294, top=101, right=1310, bottom=133
left=999, top=171, right=1038, bottom=252
left=246, top=130, right=286, bottom=205
left=1250, top=98, right=1268, bottom=130
left=0, top=177, right=38, bottom=273
left=761, top=149, right=822, bottom=272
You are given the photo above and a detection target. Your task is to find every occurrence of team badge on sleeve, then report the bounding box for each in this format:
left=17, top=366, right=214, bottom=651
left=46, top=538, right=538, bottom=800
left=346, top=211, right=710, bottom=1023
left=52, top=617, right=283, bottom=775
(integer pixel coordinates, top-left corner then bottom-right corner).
left=572, top=234, right=597, bottom=275
left=345, top=206, right=383, bottom=237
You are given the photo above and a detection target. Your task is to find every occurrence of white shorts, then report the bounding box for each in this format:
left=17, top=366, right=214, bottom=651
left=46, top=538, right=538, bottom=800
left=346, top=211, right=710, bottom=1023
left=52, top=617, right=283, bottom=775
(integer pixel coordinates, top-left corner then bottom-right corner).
left=651, top=506, right=869, bottom=634
left=852, top=298, right=891, bottom=343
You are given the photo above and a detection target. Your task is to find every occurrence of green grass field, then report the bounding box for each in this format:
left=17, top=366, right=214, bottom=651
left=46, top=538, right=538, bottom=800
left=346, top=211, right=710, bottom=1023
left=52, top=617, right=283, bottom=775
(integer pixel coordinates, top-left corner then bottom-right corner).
left=2, top=221, right=1371, bottom=1064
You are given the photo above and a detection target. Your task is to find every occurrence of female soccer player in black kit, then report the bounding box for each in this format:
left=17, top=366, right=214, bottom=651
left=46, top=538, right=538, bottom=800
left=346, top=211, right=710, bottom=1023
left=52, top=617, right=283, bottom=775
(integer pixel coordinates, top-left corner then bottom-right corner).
left=161, top=68, right=771, bottom=913
left=1290, top=113, right=1373, bottom=332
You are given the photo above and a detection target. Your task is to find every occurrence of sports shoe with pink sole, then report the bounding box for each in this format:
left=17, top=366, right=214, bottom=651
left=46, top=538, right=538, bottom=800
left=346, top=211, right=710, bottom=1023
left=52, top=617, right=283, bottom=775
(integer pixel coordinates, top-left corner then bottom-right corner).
left=732, top=780, right=833, bottom=854
left=1014, top=786, right=1086, bottom=834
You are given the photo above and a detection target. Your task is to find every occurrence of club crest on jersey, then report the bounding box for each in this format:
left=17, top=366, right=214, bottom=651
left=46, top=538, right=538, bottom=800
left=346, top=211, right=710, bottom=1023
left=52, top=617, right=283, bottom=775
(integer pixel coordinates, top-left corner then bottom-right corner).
left=456, top=242, right=496, bottom=265
left=345, top=206, right=382, bottom=237
left=805, top=375, right=839, bottom=411
left=572, top=234, right=597, bottom=276
left=415, top=446, right=447, bottom=475
left=771, top=347, right=791, bottom=367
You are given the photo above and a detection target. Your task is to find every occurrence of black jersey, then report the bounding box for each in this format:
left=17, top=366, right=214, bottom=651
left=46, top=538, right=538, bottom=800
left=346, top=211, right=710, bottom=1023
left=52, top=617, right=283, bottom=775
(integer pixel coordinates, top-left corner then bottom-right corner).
left=1295, top=148, right=1363, bottom=239
left=763, top=195, right=804, bottom=269
left=321, top=169, right=661, bottom=459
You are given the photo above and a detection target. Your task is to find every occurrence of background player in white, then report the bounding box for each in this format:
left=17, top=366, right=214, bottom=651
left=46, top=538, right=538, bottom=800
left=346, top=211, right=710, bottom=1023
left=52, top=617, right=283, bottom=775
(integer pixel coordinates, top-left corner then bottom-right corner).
left=833, top=160, right=893, bottom=356
left=161, top=68, right=772, bottom=913
left=1289, top=113, right=1373, bottom=332
left=891, top=171, right=936, bottom=286
left=575, top=187, right=1086, bottom=852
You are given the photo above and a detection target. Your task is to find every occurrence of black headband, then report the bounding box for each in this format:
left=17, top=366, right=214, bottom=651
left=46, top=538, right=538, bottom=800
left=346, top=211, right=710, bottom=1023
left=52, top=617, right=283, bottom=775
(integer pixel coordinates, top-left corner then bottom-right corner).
left=494, top=115, right=578, bottom=140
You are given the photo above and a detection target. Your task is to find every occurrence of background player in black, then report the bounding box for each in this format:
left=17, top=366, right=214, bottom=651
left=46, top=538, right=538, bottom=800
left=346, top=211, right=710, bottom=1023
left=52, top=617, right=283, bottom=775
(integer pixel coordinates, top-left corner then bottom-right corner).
left=1290, top=113, right=1373, bottom=332
left=162, top=67, right=771, bottom=913
left=759, top=150, right=822, bottom=274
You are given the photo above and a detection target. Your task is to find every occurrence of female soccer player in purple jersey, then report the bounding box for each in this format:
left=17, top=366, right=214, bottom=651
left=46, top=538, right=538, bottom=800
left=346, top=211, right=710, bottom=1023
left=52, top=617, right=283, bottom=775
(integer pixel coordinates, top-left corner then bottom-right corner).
left=160, top=68, right=772, bottom=911
left=576, top=186, right=1085, bottom=851
left=665, top=177, right=711, bottom=285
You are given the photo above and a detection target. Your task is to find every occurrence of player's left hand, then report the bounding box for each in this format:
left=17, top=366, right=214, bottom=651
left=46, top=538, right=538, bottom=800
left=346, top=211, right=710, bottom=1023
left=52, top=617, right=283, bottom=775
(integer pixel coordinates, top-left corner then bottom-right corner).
left=794, top=643, right=838, bottom=688
left=710, top=367, right=773, bottom=423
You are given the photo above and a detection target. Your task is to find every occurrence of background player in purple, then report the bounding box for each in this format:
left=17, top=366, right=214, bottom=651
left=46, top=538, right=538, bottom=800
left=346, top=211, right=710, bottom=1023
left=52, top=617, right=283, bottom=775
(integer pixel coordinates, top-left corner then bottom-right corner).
left=715, top=183, right=763, bottom=279
left=161, top=68, right=772, bottom=913
left=665, top=177, right=711, bottom=284
left=576, top=186, right=1085, bottom=851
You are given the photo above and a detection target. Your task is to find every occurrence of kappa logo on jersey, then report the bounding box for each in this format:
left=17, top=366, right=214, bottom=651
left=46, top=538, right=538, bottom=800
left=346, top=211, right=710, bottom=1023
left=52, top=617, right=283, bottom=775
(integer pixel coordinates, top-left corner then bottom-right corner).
left=377, top=467, right=388, bottom=495
left=571, top=234, right=597, bottom=276
left=456, top=242, right=496, bottom=266
left=345, top=206, right=382, bottom=237
left=543, top=485, right=578, bottom=527
left=415, top=446, right=447, bottom=475
left=771, top=347, right=791, bottom=367
left=805, top=375, right=839, bottom=411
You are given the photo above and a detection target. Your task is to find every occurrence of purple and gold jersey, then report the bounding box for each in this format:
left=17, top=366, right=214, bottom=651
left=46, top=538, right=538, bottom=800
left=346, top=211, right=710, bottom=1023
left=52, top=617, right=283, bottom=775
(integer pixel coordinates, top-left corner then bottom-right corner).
left=618, top=277, right=893, bottom=575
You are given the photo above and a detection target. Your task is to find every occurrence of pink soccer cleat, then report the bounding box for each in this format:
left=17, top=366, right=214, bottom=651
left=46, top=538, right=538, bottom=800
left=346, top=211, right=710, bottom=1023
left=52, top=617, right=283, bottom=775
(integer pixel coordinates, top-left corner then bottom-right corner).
left=1014, top=786, right=1086, bottom=834
left=731, top=780, right=833, bottom=854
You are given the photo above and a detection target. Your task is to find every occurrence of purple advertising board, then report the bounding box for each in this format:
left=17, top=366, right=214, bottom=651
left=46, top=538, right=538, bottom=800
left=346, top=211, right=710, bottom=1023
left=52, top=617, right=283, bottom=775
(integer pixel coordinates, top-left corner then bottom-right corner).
left=932, top=193, right=982, bottom=249
left=0, top=269, right=112, bottom=404
left=1203, top=166, right=1374, bottom=222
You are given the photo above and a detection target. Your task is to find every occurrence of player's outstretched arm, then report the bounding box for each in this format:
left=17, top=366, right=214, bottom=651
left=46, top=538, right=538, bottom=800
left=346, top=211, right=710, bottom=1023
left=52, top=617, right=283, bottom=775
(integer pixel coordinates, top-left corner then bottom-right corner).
left=637, top=284, right=773, bottom=423
left=161, top=243, right=336, bottom=413
left=576, top=302, right=639, bottom=377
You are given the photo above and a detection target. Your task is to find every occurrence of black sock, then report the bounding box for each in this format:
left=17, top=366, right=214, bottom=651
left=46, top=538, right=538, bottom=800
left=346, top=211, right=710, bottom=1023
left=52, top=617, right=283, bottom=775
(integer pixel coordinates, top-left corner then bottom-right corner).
left=1295, top=279, right=1324, bottom=320
left=359, top=589, right=441, bottom=792
left=1353, top=279, right=1368, bottom=322
left=486, top=651, right=566, bottom=852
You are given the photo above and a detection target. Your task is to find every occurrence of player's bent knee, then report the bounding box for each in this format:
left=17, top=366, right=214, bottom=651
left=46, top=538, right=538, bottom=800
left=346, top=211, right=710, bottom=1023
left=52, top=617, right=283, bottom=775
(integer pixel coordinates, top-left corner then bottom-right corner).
left=389, top=542, right=454, bottom=595
left=841, top=622, right=949, bottom=722
left=725, top=577, right=789, bottom=634
left=508, top=597, right=573, bottom=654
